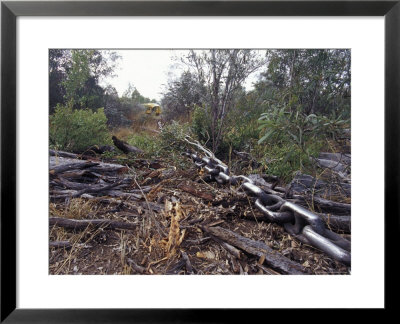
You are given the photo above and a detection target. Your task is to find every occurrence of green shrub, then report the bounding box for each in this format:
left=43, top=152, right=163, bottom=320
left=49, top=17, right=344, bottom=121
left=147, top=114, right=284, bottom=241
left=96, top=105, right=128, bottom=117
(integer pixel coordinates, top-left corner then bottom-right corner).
left=160, top=121, right=193, bottom=151
left=49, top=103, right=111, bottom=152
left=191, top=105, right=211, bottom=145
left=256, top=105, right=339, bottom=182
left=125, top=132, right=162, bottom=158
left=258, top=140, right=323, bottom=183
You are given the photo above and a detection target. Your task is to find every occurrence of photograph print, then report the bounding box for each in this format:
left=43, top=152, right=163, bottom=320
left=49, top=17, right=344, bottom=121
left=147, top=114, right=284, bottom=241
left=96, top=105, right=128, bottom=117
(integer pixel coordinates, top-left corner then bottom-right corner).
left=49, top=49, right=351, bottom=275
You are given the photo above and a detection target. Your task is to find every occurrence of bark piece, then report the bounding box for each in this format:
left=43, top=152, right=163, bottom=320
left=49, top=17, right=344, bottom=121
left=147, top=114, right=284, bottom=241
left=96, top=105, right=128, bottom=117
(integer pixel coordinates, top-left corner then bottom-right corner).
left=178, top=183, right=214, bottom=201
left=49, top=241, right=72, bottom=249
left=202, top=226, right=307, bottom=275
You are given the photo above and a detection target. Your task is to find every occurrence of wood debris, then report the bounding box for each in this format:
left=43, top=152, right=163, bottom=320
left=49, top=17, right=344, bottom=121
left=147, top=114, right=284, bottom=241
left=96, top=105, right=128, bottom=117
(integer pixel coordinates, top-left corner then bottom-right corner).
left=49, top=149, right=351, bottom=275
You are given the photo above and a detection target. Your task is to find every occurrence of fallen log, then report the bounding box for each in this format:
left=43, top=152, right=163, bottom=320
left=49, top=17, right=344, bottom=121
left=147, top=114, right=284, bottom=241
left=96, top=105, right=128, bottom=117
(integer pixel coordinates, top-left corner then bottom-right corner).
left=50, top=179, right=125, bottom=201
left=318, top=213, right=351, bottom=233
left=298, top=196, right=351, bottom=215
left=50, top=161, right=99, bottom=175
left=49, top=149, right=78, bottom=159
left=112, top=136, right=143, bottom=154
left=49, top=217, right=137, bottom=231
left=55, top=177, right=130, bottom=191
left=201, top=226, right=308, bottom=275
left=50, top=156, right=128, bottom=175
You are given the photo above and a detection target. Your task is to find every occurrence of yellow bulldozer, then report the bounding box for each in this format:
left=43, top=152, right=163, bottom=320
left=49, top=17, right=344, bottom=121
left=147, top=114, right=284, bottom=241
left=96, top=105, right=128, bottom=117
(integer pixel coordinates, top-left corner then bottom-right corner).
left=143, top=103, right=162, bottom=116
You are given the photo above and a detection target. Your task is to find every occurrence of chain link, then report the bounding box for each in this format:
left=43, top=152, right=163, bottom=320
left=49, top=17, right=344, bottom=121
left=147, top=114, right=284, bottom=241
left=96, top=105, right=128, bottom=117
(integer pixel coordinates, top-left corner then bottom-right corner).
left=184, top=150, right=351, bottom=266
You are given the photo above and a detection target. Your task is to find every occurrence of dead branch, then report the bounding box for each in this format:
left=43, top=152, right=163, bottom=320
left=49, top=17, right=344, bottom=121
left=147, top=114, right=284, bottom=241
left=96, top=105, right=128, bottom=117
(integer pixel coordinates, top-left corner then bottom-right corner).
left=184, top=136, right=226, bottom=167
left=50, top=179, right=125, bottom=201
left=201, top=226, right=308, bottom=275
left=49, top=217, right=137, bottom=231
left=127, top=258, right=146, bottom=274
left=49, top=149, right=78, bottom=159
left=49, top=241, right=72, bottom=249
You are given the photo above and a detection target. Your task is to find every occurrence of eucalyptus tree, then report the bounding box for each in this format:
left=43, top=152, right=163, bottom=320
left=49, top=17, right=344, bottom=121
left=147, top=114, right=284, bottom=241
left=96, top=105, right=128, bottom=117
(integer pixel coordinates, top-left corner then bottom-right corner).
left=49, top=49, right=120, bottom=112
left=261, top=49, right=351, bottom=116
left=161, top=71, right=206, bottom=122
left=182, top=49, right=265, bottom=152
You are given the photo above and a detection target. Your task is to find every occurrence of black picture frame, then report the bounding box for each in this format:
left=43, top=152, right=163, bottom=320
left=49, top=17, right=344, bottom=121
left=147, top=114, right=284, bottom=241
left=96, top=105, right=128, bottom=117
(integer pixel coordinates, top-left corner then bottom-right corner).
left=1, top=0, right=398, bottom=322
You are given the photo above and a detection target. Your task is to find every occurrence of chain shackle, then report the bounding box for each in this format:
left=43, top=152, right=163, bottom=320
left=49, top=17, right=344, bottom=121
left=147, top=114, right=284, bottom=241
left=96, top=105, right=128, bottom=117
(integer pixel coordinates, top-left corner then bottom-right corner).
left=301, top=226, right=351, bottom=265
left=281, top=202, right=326, bottom=236
left=242, top=182, right=284, bottom=210
left=254, top=199, right=294, bottom=223
left=185, top=150, right=351, bottom=266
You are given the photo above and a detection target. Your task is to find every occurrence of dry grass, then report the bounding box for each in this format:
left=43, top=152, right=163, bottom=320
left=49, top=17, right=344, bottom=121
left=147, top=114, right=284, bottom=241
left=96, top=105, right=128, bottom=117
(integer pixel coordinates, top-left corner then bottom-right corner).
left=49, top=198, right=100, bottom=219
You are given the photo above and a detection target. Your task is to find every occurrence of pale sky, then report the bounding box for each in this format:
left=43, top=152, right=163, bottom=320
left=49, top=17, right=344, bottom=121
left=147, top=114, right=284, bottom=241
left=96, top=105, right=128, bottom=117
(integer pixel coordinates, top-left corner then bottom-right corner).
left=100, top=50, right=263, bottom=103
left=100, top=50, right=186, bottom=102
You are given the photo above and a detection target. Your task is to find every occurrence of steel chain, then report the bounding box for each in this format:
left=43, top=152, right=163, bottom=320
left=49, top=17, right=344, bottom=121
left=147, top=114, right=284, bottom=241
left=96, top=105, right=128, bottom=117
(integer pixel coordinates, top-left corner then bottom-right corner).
left=184, top=151, right=351, bottom=266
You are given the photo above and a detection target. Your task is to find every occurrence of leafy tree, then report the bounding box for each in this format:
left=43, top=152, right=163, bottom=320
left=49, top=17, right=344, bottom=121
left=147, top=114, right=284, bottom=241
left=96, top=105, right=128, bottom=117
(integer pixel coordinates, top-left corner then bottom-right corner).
left=49, top=49, right=69, bottom=113
left=255, top=49, right=351, bottom=180
left=161, top=71, right=206, bottom=122
left=122, top=83, right=154, bottom=104
left=182, top=49, right=265, bottom=153
left=49, top=49, right=120, bottom=112
left=102, top=85, right=132, bottom=128
left=260, top=49, right=350, bottom=116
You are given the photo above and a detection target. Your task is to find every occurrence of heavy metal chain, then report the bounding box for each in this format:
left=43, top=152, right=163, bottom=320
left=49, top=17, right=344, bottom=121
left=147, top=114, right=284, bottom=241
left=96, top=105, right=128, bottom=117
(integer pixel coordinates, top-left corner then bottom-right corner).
left=184, top=151, right=351, bottom=266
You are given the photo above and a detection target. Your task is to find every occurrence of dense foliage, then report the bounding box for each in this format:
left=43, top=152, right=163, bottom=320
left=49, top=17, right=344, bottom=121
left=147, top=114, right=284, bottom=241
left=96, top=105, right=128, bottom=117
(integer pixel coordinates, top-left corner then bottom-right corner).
left=49, top=49, right=351, bottom=182
left=161, top=49, right=351, bottom=180
left=49, top=49, right=157, bottom=128
left=49, top=103, right=111, bottom=152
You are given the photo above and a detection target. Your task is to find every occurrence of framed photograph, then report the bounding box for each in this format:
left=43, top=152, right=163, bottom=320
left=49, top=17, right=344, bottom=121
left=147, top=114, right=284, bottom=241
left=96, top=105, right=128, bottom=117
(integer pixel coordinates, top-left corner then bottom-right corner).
left=1, top=0, right=398, bottom=321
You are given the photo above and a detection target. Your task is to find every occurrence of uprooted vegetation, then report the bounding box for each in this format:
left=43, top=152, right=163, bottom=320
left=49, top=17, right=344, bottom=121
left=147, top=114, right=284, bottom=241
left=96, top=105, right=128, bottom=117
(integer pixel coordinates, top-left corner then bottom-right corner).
left=49, top=135, right=351, bottom=275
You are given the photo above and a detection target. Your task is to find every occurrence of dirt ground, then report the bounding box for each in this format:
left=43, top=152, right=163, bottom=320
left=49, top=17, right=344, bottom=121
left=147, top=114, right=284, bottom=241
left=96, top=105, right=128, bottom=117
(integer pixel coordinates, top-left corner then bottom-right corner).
left=49, top=155, right=350, bottom=275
